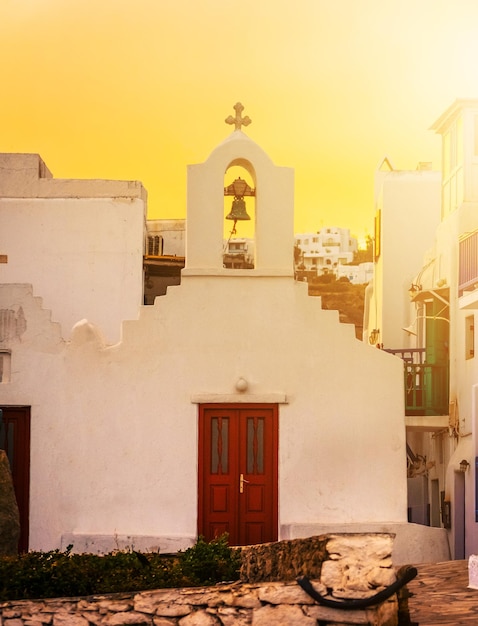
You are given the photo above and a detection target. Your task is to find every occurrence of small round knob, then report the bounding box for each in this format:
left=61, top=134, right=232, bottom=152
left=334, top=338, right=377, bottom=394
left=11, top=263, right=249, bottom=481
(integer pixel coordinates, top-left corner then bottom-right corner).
left=235, top=377, right=248, bottom=392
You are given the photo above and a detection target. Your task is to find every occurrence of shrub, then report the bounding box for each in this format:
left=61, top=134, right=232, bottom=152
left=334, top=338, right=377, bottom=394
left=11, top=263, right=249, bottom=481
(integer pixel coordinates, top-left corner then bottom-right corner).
left=180, top=534, right=241, bottom=585
left=0, top=534, right=240, bottom=601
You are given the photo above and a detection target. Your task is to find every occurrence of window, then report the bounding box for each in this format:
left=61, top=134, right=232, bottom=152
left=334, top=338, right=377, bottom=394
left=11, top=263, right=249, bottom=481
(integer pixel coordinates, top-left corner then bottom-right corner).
left=466, top=315, right=475, bottom=360
left=148, top=235, right=163, bottom=256
left=230, top=242, right=244, bottom=252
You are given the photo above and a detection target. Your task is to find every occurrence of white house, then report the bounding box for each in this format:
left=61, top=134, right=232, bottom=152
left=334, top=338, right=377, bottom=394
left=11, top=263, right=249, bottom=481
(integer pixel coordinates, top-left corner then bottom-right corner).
left=404, top=99, right=478, bottom=559
left=222, top=237, right=255, bottom=269
left=365, top=99, right=478, bottom=560
left=0, top=153, right=146, bottom=345
left=337, top=261, right=374, bottom=285
left=363, top=158, right=442, bottom=349
left=147, top=219, right=185, bottom=258
left=295, top=227, right=358, bottom=279
left=144, top=219, right=186, bottom=303
left=0, top=108, right=448, bottom=563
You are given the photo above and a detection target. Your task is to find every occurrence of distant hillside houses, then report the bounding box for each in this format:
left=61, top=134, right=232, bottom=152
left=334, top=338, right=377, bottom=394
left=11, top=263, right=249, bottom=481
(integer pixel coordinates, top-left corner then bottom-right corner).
left=144, top=222, right=371, bottom=304
left=336, top=261, right=373, bottom=285
left=294, top=227, right=372, bottom=284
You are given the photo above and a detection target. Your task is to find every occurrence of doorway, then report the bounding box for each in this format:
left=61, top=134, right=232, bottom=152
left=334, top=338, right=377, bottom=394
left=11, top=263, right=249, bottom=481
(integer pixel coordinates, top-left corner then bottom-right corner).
left=198, top=404, right=278, bottom=546
left=0, top=406, right=30, bottom=552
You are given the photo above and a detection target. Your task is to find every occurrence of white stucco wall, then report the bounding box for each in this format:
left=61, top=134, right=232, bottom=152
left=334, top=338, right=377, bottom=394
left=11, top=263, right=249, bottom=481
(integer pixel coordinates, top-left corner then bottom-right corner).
left=371, top=169, right=441, bottom=349
left=0, top=276, right=407, bottom=551
left=185, top=131, right=294, bottom=275
left=430, top=202, right=478, bottom=557
left=0, top=134, right=410, bottom=553
left=0, top=154, right=146, bottom=344
left=147, top=219, right=185, bottom=257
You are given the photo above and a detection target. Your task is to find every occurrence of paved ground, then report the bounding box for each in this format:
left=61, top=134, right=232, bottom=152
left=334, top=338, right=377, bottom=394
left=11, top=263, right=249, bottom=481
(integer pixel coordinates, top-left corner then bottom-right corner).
left=403, top=560, right=478, bottom=625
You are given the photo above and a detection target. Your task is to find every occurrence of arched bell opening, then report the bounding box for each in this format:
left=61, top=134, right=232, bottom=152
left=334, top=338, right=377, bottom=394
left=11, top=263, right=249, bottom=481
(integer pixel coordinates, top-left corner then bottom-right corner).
left=223, top=162, right=256, bottom=270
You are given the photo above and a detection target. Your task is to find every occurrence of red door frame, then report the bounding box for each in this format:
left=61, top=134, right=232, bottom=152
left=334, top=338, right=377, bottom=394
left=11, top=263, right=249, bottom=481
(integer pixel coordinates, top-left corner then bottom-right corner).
left=0, top=405, right=30, bottom=552
left=198, top=403, right=278, bottom=546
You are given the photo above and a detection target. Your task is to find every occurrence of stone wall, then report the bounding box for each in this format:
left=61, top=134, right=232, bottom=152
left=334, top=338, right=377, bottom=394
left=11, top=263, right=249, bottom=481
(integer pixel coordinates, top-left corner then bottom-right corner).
left=0, top=579, right=398, bottom=626
left=240, top=533, right=396, bottom=594
left=0, top=534, right=402, bottom=625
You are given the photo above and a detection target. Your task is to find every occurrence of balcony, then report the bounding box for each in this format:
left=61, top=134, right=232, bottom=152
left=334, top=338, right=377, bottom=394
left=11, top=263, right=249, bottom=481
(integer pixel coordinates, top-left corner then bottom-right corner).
left=384, top=348, right=449, bottom=426
left=459, top=229, right=478, bottom=308
left=403, top=362, right=449, bottom=416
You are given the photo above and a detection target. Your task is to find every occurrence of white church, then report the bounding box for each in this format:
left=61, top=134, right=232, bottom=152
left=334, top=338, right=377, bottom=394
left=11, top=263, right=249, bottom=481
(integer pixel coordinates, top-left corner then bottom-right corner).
left=0, top=104, right=448, bottom=562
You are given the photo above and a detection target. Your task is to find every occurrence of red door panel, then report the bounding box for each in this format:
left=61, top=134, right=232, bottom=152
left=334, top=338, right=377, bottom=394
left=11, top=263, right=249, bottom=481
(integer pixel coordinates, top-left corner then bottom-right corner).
left=0, top=406, right=30, bottom=552
left=200, top=410, right=238, bottom=541
left=198, top=404, right=278, bottom=546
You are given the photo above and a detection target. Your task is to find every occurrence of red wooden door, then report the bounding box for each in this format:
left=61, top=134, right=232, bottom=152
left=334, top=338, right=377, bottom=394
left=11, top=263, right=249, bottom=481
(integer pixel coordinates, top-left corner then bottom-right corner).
left=0, top=406, right=30, bottom=552
left=198, top=404, right=278, bottom=546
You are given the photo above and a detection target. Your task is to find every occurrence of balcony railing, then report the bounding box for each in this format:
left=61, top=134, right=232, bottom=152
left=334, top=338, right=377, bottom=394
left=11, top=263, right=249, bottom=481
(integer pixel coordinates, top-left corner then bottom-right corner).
left=384, top=348, right=449, bottom=416
left=403, top=363, right=449, bottom=416
left=384, top=348, right=425, bottom=365
left=459, top=230, right=478, bottom=296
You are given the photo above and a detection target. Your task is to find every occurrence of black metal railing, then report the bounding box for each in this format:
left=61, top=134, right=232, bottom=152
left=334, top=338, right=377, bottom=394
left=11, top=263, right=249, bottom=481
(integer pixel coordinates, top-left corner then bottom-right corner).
left=384, top=348, right=449, bottom=416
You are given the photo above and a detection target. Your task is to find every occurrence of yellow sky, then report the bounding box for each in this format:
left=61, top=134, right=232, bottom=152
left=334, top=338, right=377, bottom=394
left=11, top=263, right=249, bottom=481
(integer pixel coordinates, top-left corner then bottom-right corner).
left=2, top=0, right=478, bottom=242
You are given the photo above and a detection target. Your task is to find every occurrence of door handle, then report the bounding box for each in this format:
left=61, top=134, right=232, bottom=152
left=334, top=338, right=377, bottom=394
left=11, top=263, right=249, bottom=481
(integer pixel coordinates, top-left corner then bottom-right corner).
left=240, top=473, right=250, bottom=493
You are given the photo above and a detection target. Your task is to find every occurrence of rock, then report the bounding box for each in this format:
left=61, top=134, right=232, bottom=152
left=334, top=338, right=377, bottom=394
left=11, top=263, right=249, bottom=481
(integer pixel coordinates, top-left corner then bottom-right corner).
left=258, top=582, right=316, bottom=605
left=240, top=535, right=328, bottom=583
left=326, top=533, right=394, bottom=562
left=102, top=611, right=152, bottom=625
left=320, top=559, right=344, bottom=589
left=367, top=565, right=396, bottom=588
left=178, top=609, right=221, bottom=625
left=53, top=614, right=89, bottom=626
left=0, top=449, right=20, bottom=555
left=154, top=603, right=193, bottom=617
left=153, top=618, right=178, bottom=626
left=252, top=604, right=316, bottom=626
left=216, top=607, right=251, bottom=626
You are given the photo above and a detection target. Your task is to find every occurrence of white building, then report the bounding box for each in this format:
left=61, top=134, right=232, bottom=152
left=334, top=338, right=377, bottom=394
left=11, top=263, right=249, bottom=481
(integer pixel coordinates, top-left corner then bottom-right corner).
left=144, top=219, right=186, bottom=303
left=222, top=237, right=255, bottom=269
left=365, top=99, right=478, bottom=560
left=295, top=227, right=358, bottom=279
left=337, top=261, right=374, bottom=285
left=0, top=112, right=448, bottom=563
left=412, top=99, right=478, bottom=559
left=147, top=219, right=185, bottom=258
left=364, top=159, right=442, bottom=349
left=0, top=153, right=146, bottom=346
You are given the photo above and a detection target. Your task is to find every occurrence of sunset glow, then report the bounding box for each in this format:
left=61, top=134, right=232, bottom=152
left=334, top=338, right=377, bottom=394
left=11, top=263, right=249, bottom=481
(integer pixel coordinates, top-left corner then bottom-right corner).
left=2, top=0, right=478, bottom=241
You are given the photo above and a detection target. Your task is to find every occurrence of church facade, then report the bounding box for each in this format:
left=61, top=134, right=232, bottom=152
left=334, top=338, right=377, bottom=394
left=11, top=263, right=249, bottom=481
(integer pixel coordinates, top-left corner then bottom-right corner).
left=0, top=106, right=446, bottom=562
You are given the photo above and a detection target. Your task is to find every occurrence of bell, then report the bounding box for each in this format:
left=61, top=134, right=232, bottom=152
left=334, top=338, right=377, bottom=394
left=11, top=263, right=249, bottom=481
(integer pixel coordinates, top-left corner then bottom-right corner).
left=226, top=197, right=251, bottom=221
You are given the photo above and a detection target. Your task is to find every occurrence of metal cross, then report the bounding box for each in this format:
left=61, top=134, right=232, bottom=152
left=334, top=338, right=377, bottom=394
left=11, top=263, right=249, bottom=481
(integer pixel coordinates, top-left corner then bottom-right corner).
left=225, top=102, right=252, bottom=131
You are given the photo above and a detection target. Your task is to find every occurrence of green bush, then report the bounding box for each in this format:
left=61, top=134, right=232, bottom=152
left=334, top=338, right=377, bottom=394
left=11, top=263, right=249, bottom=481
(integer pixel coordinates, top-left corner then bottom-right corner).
left=180, top=535, right=241, bottom=585
left=0, top=534, right=240, bottom=601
